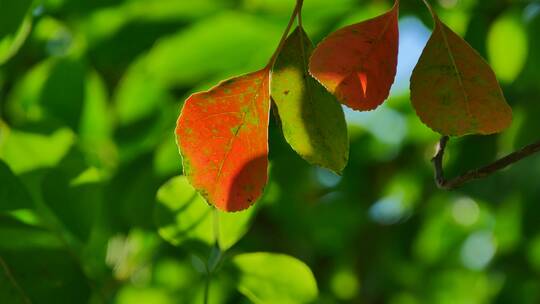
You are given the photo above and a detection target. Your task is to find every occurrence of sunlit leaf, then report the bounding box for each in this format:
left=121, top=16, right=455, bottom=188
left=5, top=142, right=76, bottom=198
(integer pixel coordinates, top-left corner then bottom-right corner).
left=0, top=18, right=31, bottom=65
left=232, top=252, right=318, bottom=304
left=271, top=27, right=348, bottom=174
left=0, top=123, right=75, bottom=174
left=410, top=3, right=512, bottom=136
left=309, top=0, right=399, bottom=111
left=154, top=176, right=256, bottom=250
left=0, top=160, right=33, bottom=211
left=487, top=11, right=528, bottom=83
left=177, top=69, right=270, bottom=212
left=6, top=58, right=86, bottom=130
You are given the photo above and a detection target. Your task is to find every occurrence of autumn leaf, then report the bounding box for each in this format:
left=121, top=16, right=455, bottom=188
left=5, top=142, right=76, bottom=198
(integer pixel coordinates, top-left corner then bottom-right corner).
left=410, top=1, right=512, bottom=136
left=309, top=0, right=399, bottom=111
left=271, top=27, right=349, bottom=174
left=176, top=69, right=270, bottom=212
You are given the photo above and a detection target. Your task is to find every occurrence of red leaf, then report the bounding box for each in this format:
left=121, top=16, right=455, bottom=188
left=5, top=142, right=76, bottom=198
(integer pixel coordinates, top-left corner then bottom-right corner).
left=176, top=69, right=270, bottom=212
left=309, top=0, right=399, bottom=111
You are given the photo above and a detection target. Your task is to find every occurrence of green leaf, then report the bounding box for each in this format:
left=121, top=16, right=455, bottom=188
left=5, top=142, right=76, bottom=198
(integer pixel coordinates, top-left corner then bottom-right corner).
left=0, top=248, right=91, bottom=303
left=42, top=167, right=101, bottom=242
left=0, top=18, right=31, bottom=65
left=114, top=12, right=281, bottom=124
left=6, top=58, right=86, bottom=130
left=154, top=176, right=256, bottom=250
left=487, top=10, right=528, bottom=83
left=271, top=27, right=348, bottom=173
left=0, top=216, right=63, bottom=251
left=0, top=123, right=75, bottom=174
left=39, top=58, right=86, bottom=130
left=0, top=160, right=33, bottom=212
left=0, top=0, right=32, bottom=65
left=232, top=252, right=318, bottom=304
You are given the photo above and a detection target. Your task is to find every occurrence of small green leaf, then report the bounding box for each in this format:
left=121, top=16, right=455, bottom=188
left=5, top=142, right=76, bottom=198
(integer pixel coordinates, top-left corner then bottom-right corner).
left=232, top=252, right=318, bottom=304
left=272, top=27, right=348, bottom=174
left=0, top=160, right=33, bottom=212
left=208, top=245, right=221, bottom=273
left=190, top=254, right=207, bottom=274
left=154, top=176, right=256, bottom=250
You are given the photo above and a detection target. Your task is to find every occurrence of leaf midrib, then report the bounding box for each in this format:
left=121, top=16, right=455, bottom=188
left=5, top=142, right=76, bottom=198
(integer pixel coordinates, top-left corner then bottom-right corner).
left=213, top=73, right=266, bottom=193
left=437, top=21, right=473, bottom=121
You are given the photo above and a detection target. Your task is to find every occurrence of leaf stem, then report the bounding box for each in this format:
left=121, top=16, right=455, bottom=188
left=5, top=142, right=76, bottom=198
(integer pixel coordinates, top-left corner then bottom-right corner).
left=212, top=207, right=220, bottom=248
left=432, top=136, right=540, bottom=189
left=420, top=0, right=437, bottom=20
left=203, top=272, right=211, bottom=304
left=266, top=0, right=304, bottom=69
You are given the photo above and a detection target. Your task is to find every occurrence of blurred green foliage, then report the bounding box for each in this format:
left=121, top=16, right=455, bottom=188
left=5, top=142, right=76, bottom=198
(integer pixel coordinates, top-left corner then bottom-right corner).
left=1, top=0, right=540, bottom=303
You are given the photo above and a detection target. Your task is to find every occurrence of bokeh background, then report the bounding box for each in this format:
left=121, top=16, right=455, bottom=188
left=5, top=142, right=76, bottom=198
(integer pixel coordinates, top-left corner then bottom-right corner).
left=1, top=0, right=540, bottom=303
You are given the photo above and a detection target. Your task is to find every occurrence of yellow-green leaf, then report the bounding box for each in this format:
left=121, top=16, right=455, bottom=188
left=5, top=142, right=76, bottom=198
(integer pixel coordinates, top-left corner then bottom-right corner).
left=271, top=27, right=348, bottom=174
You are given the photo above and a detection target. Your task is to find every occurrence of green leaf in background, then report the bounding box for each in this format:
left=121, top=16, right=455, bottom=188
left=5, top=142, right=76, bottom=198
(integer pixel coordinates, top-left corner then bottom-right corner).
left=114, top=12, right=281, bottom=124
left=0, top=18, right=31, bottom=65
left=0, top=215, right=63, bottom=251
left=154, top=176, right=256, bottom=250
left=0, top=160, right=33, bottom=211
left=42, top=167, right=102, bottom=242
left=271, top=26, right=348, bottom=174
left=6, top=60, right=52, bottom=124
left=0, top=248, right=91, bottom=303
left=0, top=123, right=75, bottom=174
left=39, top=58, right=85, bottom=129
left=7, top=57, right=86, bottom=130
left=6, top=60, right=114, bottom=168
left=232, top=252, right=318, bottom=304
left=83, top=0, right=232, bottom=44
left=0, top=0, right=32, bottom=65
left=487, top=10, right=528, bottom=83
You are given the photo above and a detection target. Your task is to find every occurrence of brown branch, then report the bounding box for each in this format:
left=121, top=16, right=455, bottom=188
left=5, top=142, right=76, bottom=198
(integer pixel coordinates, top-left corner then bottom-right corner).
left=431, top=135, right=540, bottom=190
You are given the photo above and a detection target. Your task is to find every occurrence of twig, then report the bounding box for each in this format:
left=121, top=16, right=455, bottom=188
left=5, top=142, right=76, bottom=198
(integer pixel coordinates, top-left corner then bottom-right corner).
left=432, top=136, right=540, bottom=190
left=266, top=0, right=304, bottom=69
left=0, top=256, right=32, bottom=304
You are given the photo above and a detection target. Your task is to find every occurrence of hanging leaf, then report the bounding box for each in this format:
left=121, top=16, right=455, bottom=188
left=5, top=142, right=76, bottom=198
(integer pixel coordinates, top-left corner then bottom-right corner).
left=176, top=69, right=270, bottom=212
left=309, top=0, right=399, bottom=111
left=271, top=27, right=348, bottom=174
left=410, top=2, right=512, bottom=136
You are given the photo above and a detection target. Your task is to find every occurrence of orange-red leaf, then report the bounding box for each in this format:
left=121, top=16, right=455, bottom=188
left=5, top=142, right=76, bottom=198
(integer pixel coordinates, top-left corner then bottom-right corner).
left=410, top=9, right=512, bottom=136
left=176, top=69, right=270, bottom=212
left=309, top=1, right=399, bottom=111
